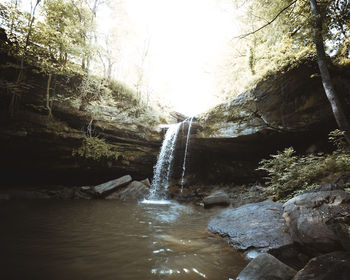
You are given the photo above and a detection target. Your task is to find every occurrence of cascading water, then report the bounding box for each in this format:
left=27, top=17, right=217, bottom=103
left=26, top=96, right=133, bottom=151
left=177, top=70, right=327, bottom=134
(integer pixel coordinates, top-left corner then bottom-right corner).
left=180, top=117, right=193, bottom=192
left=148, top=123, right=181, bottom=200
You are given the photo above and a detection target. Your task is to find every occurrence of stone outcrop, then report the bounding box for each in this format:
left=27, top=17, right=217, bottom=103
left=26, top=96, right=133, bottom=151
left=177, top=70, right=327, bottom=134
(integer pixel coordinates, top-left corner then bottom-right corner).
left=283, top=190, right=350, bottom=253
left=0, top=38, right=162, bottom=187
left=174, top=60, right=350, bottom=186
left=236, top=253, right=297, bottom=280
left=293, top=251, right=350, bottom=280
left=208, top=200, right=293, bottom=253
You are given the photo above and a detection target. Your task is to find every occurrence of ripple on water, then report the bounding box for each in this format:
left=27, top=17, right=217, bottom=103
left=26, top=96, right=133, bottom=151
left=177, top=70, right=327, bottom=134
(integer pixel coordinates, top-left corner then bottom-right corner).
left=0, top=200, right=248, bottom=280
left=140, top=199, right=173, bottom=205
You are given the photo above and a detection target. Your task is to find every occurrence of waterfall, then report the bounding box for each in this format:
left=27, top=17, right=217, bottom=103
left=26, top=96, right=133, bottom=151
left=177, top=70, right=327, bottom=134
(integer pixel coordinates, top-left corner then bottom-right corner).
left=149, top=123, right=181, bottom=200
left=180, top=117, right=193, bottom=192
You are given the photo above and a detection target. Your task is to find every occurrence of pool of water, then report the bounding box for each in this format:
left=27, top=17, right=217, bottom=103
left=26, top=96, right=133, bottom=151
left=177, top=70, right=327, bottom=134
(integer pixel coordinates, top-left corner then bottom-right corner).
left=0, top=200, right=247, bottom=280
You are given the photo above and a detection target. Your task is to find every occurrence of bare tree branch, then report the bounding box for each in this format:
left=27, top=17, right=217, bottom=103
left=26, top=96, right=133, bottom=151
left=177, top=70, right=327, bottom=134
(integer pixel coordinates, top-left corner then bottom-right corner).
left=234, top=0, right=298, bottom=39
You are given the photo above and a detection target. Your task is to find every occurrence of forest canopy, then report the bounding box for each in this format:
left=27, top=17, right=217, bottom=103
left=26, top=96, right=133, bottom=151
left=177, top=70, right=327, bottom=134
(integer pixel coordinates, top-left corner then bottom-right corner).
left=0, top=0, right=349, bottom=114
left=0, top=0, right=106, bottom=77
left=219, top=0, right=350, bottom=99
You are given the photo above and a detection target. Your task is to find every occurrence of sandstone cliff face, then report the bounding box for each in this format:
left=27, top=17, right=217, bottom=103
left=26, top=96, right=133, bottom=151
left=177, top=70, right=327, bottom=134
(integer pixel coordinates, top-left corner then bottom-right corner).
left=175, top=60, right=350, bottom=186
left=0, top=47, right=162, bottom=187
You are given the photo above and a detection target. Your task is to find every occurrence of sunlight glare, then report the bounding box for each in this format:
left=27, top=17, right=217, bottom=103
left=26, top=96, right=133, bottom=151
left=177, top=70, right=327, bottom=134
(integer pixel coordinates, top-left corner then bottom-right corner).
left=108, top=0, right=238, bottom=116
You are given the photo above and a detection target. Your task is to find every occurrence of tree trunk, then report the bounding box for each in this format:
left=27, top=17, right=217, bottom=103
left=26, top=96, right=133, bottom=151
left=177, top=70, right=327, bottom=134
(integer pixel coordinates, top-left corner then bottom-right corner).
left=46, top=73, right=52, bottom=117
left=9, top=0, right=19, bottom=37
left=309, top=0, right=350, bottom=144
left=17, top=0, right=41, bottom=83
left=107, top=58, right=113, bottom=83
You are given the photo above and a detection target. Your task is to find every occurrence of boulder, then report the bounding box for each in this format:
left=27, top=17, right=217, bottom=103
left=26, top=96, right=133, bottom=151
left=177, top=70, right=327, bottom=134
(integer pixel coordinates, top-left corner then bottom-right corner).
left=140, top=178, right=151, bottom=188
left=93, top=175, right=132, bottom=197
left=293, top=251, right=350, bottom=280
left=236, top=253, right=297, bottom=280
left=105, top=181, right=149, bottom=201
left=208, top=200, right=293, bottom=252
left=283, top=190, right=350, bottom=253
left=203, top=190, right=230, bottom=208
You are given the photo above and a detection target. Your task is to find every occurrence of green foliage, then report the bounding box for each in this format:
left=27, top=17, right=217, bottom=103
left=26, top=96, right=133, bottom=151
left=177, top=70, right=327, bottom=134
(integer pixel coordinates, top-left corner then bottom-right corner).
left=72, top=136, right=119, bottom=161
left=258, top=130, right=350, bottom=201
left=109, top=80, right=139, bottom=104
left=219, top=0, right=350, bottom=100
left=79, top=74, right=103, bottom=101
left=0, top=0, right=169, bottom=126
left=0, top=0, right=96, bottom=76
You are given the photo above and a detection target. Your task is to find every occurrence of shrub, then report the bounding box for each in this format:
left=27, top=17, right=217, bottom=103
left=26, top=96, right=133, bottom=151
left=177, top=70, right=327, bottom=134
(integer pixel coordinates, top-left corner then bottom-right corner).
left=72, top=136, right=119, bottom=161
left=257, top=130, right=350, bottom=201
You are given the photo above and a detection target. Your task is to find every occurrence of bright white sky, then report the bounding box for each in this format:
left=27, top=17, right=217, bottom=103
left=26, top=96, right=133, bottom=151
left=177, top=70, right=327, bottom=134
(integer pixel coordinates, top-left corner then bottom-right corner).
left=110, top=0, right=239, bottom=116
left=23, top=0, right=239, bottom=116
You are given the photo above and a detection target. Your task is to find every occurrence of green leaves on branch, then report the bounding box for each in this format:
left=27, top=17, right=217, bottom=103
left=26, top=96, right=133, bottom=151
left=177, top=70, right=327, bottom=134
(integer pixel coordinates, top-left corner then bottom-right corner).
left=258, top=130, right=350, bottom=201
left=72, top=136, right=119, bottom=161
left=1, top=0, right=97, bottom=76
left=222, top=0, right=350, bottom=99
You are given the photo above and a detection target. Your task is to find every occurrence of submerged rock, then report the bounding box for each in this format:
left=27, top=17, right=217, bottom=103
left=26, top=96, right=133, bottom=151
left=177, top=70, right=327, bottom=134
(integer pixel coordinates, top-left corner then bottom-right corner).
left=93, top=175, right=132, bottom=197
left=293, top=251, right=350, bottom=280
left=203, top=190, right=230, bottom=208
left=283, top=190, right=350, bottom=253
left=208, top=200, right=292, bottom=252
left=236, top=253, right=297, bottom=280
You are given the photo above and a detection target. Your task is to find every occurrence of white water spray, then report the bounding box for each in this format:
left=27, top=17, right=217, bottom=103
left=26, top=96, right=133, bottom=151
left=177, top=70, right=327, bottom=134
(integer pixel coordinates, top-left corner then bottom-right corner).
left=149, top=123, right=182, bottom=199
left=180, top=117, right=193, bottom=192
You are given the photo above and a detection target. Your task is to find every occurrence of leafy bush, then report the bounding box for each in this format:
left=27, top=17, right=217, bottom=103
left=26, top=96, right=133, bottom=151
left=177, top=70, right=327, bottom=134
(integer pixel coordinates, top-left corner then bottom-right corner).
left=257, top=130, right=350, bottom=201
left=72, top=137, right=119, bottom=161
left=108, top=79, right=138, bottom=104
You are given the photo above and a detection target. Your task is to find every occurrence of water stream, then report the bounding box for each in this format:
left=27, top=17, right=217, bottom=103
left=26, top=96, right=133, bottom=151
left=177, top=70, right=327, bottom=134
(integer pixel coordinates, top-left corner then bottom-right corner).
left=180, top=117, right=193, bottom=192
left=149, top=123, right=181, bottom=200
left=0, top=200, right=247, bottom=280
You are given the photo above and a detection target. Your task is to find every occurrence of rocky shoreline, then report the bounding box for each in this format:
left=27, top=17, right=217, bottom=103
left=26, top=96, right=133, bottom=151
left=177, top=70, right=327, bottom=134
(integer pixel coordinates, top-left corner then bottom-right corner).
left=206, top=185, right=350, bottom=279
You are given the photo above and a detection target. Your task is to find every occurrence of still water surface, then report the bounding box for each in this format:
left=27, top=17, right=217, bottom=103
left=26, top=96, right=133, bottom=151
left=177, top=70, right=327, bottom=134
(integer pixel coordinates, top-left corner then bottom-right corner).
left=0, top=200, right=247, bottom=280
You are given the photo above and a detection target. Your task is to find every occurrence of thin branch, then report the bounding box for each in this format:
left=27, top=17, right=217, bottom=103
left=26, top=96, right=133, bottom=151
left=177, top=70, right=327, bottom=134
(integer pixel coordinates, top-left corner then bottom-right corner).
left=234, top=0, right=298, bottom=39
left=248, top=11, right=269, bottom=24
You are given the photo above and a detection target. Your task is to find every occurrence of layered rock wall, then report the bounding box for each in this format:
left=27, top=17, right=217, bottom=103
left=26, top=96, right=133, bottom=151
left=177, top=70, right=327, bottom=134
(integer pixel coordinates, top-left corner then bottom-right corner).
left=176, top=60, right=350, bottom=185
left=0, top=39, right=162, bottom=187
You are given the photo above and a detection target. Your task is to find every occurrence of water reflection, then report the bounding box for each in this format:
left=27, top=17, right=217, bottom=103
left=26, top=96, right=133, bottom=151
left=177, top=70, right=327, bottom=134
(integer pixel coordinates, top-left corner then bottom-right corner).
left=0, top=200, right=247, bottom=280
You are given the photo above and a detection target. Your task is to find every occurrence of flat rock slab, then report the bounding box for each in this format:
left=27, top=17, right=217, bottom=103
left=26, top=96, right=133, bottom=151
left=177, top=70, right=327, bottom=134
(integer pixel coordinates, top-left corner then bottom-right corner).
left=293, top=251, right=350, bottom=280
left=208, top=200, right=292, bottom=251
left=93, top=175, right=132, bottom=196
left=237, top=253, right=297, bottom=280
left=203, top=190, right=230, bottom=208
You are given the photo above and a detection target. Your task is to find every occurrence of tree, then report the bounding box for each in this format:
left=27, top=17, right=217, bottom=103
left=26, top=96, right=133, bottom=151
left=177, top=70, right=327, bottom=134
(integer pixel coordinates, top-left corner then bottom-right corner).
left=38, top=0, right=94, bottom=69
left=309, top=0, right=350, bottom=143
left=134, top=36, right=151, bottom=104
left=17, top=0, right=41, bottom=83
left=97, top=33, right=117, bottom=83
left=6, top=0, right=42, bottom=116
left=229, top=0, right=350, bottom=143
